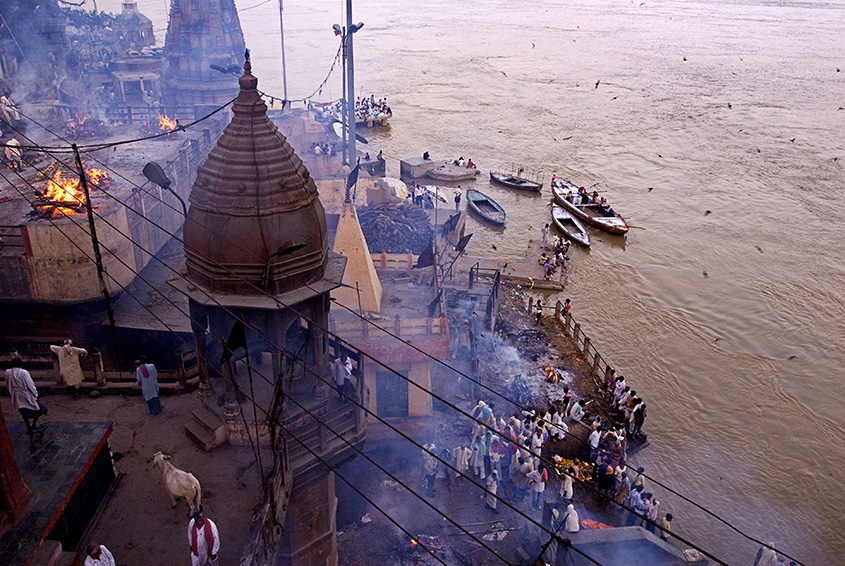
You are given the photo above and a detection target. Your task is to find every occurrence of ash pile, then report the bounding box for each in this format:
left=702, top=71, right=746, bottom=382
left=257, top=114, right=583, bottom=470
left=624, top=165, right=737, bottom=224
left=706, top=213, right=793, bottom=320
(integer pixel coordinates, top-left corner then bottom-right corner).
left=358, top=203, right=433, bottom=254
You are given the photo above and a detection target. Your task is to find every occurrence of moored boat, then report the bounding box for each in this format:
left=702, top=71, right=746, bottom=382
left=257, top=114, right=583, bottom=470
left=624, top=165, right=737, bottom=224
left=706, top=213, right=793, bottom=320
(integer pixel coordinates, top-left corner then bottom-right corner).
left=489, top=163, right=543, bottom=192
left=489, top=170, right=542, bottom=192
left=551, top=205, right=590, bottom=246
left=551, top=176, right=629, bottom=234
left=466, top=189, right=506, bottom=226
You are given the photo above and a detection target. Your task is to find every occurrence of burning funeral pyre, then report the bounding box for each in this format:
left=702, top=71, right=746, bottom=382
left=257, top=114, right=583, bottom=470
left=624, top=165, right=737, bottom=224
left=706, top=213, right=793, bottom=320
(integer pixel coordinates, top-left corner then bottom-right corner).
left=139, top=115, right=179, bottom=137
left=404, top=534, right=447, bottom=563
left=33, top=162, right=110, bottom=218
left=65, top=115, right=109, bottom=140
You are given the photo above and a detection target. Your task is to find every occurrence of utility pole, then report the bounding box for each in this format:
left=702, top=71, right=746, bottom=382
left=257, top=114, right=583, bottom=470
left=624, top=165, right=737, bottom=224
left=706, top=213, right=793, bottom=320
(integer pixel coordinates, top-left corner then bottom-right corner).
left=73, top=144, right=121, bottom=372
left=346, top=0, right=357, bottom=165
left=278, top=0, right=288, bottom=103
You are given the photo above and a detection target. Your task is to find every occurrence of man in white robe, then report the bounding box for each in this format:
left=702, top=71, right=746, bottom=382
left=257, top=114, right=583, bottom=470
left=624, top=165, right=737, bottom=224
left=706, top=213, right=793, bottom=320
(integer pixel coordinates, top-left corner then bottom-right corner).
left=84, top=544, right=115, bottom=566
left=563, top=503, right=580, bottom=532
left=6, top=358, right=47, bottom=432
left=188, top=511, right=220, bottom=566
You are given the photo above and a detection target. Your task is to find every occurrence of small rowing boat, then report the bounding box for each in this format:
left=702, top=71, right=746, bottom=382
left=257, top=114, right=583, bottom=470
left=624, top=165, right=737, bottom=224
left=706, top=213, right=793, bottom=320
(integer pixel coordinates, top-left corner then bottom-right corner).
left=551, top=205, right=590, bottom=246
left=551, top=176, right=629, bottom=234
left=466, top=189, right=506, bottom=226
left=489, top=170, right=542, bottom=192
left=490, top=163, right=543, bottom=192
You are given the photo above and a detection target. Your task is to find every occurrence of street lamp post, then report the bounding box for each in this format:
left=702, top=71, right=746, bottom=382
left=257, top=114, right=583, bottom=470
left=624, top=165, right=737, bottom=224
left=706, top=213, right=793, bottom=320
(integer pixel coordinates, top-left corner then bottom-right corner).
left=333, top=8, right=363, bottom=166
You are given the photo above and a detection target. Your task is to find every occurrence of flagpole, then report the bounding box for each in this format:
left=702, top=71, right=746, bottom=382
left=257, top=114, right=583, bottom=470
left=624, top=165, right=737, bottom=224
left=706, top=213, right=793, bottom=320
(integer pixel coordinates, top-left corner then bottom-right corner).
left=278, top=0, right=288, bottom=103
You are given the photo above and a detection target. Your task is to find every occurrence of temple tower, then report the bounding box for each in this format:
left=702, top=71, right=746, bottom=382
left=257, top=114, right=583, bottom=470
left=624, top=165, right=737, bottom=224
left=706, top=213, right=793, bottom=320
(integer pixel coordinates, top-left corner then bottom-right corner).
left=177, top=56, right=350, bottom=566
left=161, top=0, right=246, bottom=118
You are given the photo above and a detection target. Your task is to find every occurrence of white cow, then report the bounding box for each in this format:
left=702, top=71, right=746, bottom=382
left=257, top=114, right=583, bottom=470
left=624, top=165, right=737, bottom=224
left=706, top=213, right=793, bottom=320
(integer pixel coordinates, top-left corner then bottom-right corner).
left=152, top=451, right=202, bottom=515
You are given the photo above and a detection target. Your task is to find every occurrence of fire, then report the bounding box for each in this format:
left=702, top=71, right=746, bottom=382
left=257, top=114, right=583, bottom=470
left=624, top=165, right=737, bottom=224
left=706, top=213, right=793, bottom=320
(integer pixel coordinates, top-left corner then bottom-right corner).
left=45, top=170, right=84, bottom=204
left=39, top=166, right=110, bottom=217
left=545, top=366, right=559, bottom=383
left=158, top=115, right=177, bottom=130
left=87, top=168, right=107, bottom=185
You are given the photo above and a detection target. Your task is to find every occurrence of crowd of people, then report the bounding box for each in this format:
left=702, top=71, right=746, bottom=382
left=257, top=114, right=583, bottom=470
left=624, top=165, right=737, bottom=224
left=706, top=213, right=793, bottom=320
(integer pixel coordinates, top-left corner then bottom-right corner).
left=419, top=381, right=668, bottom=540
left=309, top=141, right=334, bottom=156
left=539, top=230, right=570, bottom=280
left=451, top=156, right=476, bottom=169
left=354, top=95, right=392, bottom=121
left=406, top=183, right=438, bottom=209
left=552, top=175, right=617, bottom=218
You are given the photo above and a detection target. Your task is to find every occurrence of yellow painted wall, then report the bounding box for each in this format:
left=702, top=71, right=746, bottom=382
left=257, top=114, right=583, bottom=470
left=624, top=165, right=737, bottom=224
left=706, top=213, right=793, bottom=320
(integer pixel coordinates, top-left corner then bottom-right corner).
left=331, top=204, right=382, bottom=312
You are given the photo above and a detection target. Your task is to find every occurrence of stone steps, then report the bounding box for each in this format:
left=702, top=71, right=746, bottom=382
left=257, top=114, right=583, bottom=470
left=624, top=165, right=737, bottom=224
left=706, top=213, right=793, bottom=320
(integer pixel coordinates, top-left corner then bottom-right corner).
left=184, top=403, right=227, bottom=452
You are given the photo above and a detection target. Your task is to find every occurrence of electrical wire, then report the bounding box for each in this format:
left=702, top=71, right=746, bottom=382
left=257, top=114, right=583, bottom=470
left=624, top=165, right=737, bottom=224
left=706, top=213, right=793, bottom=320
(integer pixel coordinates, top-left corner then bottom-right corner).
left=0, top=165, right=270, bottom=484
left=1, top=164, right=549, bottom=566
left=5, top=108, right=802, bottom=566
left=0, top=154, right=614, bottom=566
left=7, top=135, right=737, bottom=564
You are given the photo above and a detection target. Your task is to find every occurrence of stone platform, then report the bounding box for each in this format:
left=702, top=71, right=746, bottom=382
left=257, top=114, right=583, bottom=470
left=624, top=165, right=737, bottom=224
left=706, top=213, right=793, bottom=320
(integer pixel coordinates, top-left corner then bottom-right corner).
left=444, top=238, right=565, bottom=291
left=0, top=422, right=114, bottom=566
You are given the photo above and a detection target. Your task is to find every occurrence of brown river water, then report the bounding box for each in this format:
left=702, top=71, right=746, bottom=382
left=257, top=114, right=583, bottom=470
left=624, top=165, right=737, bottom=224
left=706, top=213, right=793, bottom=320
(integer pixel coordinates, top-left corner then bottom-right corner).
left=104, top=0, right=845, bottom=562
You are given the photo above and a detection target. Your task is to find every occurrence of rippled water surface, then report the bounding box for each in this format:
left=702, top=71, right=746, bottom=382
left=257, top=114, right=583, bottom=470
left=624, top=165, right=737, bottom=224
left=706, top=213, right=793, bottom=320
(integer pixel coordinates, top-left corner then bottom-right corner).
left=108, top=0, right=845, bottom=562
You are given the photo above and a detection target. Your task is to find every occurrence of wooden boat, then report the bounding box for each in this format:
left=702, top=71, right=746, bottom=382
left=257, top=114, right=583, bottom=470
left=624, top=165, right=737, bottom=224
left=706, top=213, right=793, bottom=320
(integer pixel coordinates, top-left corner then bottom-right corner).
left=466, top=189, right=506, bottom=226
left=489, top=170, right=542, bottom=192
left=551, top=177, right=629, bottom=234
left=551, top=205, right=590, bottom=247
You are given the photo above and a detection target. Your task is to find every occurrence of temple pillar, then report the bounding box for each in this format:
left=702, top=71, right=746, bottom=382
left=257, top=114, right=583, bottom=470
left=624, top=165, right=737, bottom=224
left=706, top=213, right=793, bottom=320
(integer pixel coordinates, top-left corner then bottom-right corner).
left=0, top=408, right=32, bottom=535
left=276, top=471, right=337, bottom=566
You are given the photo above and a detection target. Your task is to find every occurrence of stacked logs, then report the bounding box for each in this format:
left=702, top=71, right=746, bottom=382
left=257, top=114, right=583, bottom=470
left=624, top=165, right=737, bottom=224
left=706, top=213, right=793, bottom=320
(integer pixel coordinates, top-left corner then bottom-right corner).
left=357, top=203, right=433, bottom=254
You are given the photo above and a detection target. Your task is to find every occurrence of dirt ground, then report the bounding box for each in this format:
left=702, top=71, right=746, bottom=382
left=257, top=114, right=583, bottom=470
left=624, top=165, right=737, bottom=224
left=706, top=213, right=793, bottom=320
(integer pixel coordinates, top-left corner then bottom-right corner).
left=1, top=389, right=265, bottom=566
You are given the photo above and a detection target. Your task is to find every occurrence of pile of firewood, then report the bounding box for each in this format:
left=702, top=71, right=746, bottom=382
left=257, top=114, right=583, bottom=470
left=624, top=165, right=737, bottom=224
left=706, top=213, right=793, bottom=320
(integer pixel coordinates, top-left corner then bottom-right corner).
left=357, top=203, right=433, bottom=254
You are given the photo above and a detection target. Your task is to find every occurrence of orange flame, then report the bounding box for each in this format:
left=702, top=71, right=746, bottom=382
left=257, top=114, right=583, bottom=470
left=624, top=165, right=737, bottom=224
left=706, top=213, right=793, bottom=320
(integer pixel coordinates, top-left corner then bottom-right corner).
left=545, top=366, right=558, bottom=383
left=158, top=115, right=177, bottom=130
left=45, top=169, right=83, bottom=203
left=41, top=166, right=109, bottom=216
left=87, top=168, right=107, bottom=186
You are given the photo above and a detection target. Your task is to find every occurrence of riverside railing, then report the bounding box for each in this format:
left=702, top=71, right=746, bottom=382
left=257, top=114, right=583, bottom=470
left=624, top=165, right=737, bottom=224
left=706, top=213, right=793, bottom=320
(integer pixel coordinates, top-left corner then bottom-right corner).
left=529, top=298, right=614, bottom=388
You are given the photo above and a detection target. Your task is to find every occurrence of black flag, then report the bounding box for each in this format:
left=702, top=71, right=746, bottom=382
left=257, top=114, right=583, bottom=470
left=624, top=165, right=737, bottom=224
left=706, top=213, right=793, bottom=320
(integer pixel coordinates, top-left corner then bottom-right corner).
left=427, top=289, right=444, bottom=317
left=345, top=163, right=360, bottom=203
left=415, top=238, right=435, bottom=268
left=223, top=320, right=246, bottom=362
left=455, top=233, right=473, bottom=253
left=346, top=163, right=360, bottom=191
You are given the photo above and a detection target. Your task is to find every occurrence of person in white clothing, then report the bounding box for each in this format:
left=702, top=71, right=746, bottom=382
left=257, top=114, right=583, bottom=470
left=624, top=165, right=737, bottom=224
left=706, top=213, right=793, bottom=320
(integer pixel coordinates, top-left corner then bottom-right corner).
left=588, top=427, right=602, bottom=462
left=563, top=503, right=580, bottom=533
left=188, top=510, right=220, bottom=566
left=333, top=352, right=354, bottom=400
left=6, top=358, right=48, bottom=433
left=84, top=544, right=115, bottom=566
